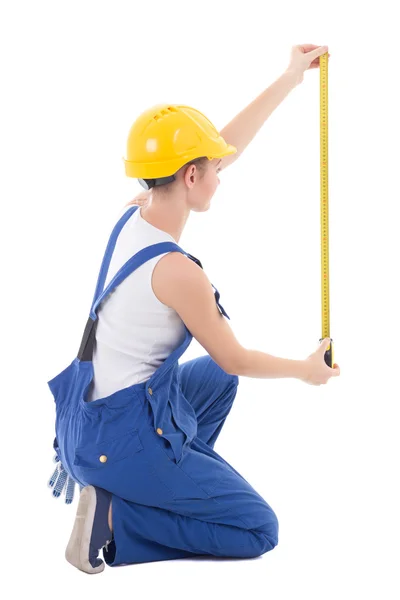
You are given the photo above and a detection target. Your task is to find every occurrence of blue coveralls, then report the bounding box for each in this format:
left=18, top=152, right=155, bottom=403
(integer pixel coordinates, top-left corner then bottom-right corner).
left=48, top=205, right=279, bottom=566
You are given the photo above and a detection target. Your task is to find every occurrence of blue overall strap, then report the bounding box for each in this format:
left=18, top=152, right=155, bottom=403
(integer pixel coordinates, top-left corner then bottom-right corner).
left=185, top=253, right=230, bottom=319
left=77, top=241, right=188, bottom=362
left=90, top=240, right=230, bottom=321
left=90, top=206, right=138, bottom=312
left=77, top=206, right=229, bottom=361
left=211, top=284, right=229, bottom=319
left=90, top=242, right=188, bottom=319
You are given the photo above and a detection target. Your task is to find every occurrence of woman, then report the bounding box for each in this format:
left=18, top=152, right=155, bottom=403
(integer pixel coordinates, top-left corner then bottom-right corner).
left=49, top=43, right=339, bottom=575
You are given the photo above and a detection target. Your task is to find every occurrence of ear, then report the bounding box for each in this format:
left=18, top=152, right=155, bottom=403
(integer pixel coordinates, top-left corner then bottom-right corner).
left=183, top=164, right=198, bottom=188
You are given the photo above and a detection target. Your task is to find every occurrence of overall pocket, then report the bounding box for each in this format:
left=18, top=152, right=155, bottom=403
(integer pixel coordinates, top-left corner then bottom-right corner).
left=136, top=423, right=210, bottom=502
left=74, top=428, right=143, bottom=469
left=73, top=426, right=177, bottom=506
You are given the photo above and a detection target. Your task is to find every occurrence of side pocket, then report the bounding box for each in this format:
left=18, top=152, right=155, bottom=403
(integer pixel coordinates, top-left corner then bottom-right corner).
left=74, top=428, right=143, bottom=469
left=72, top=425, right=177, bottom=505
left=136, top=425, right=210, bottom=501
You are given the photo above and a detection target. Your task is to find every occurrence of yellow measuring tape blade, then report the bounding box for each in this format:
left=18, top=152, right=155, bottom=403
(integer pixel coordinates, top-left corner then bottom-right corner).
left=319, top=52, right=334, bottom=367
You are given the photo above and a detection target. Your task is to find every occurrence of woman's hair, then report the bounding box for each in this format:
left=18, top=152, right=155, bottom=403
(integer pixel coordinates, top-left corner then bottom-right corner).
left=184, top=156, right=210, bottom=172
left=147, top=156, right=210, bottom=194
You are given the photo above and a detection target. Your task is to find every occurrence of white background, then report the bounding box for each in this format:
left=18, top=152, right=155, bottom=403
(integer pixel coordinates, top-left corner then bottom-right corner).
left=2, top=0, right=399, bottom=598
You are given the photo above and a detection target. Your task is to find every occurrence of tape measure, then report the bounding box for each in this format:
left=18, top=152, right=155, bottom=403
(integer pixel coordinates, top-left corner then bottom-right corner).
left=319, top=52, right=334, bottom=368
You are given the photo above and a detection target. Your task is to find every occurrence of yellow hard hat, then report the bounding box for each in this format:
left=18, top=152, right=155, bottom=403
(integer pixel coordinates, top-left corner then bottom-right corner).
left=122, top=104, right=237, bottom=182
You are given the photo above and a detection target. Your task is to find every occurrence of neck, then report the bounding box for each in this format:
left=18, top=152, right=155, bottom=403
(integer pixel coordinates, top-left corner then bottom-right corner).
left=140, top=192, right=190, bottom=243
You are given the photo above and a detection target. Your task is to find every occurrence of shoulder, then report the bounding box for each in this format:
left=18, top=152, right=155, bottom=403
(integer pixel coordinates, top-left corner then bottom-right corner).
left=152, top=251, right=208, bottom=307
left=153, top=251, right=204, bottom=286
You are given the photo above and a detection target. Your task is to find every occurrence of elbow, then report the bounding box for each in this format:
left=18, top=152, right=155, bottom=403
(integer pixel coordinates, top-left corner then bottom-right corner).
left=225, top=351, right=247, bottom=377
left=226, top=363, right=241, bottom=377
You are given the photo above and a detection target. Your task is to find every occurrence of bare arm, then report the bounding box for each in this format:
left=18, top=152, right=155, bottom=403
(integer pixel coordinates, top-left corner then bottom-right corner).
left=152, top=252, right=305, bottom=380
left=218, top=71, right=300, bottom=172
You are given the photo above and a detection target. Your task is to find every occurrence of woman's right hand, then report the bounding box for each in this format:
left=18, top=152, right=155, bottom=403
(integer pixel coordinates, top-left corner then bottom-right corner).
left=301, top=338, right=341, bottom=385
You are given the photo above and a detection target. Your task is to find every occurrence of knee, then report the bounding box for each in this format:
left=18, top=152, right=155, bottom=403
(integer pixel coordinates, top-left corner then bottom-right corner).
left=261, top=518, right=279, bottom=553
left=225, top=373, right=239, bottom=407
left=208, top=355, right=239, bottom=386
left=225, top=370, right=239, bottom=389
left=230, top=373, right=239, bottom=386
left=259, top=510, right=279, bottom=554
left=247, top=511, right=279, bottom=558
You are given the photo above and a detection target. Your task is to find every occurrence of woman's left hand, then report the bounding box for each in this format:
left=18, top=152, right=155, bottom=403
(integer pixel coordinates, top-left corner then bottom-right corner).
left=125, top=190, right=150, bottom=208
left=286, top=44, right=330, bottom=84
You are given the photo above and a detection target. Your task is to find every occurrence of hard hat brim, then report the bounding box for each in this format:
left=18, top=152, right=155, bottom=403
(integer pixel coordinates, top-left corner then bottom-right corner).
left=123, top=144, right=237, bottom=179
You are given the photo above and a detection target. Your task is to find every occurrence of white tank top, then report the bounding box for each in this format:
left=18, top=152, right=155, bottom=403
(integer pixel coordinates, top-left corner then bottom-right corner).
left=87, top=205, right=187, bottom=402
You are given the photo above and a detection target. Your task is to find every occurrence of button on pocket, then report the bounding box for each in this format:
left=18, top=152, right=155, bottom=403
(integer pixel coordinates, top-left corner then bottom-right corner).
left=73, top=428, right=143, bottom=469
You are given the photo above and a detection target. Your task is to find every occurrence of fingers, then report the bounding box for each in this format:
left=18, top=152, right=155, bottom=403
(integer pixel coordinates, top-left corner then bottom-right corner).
left=310, top=45, right=328, bottom=59
left=310, top=53, right=331, bottom=68
left=295, top=44, right=328, bottom=57
left=48, top=465, right=59, bottom=488
left=125, top=198, right=145, bottom=207
left=125, top=195, right=149, bottom=208
left=65, top=476, right=76, bottom=505
left=329, top=363, right=340, bottom=375
left=298, top=44, right=321, bottom=52
left=320, top=338, right=331, bottom=351
left=53, top=468, right=68, bottom=498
